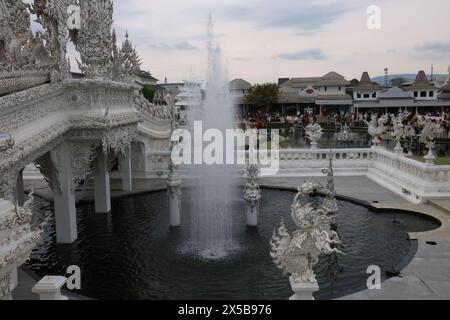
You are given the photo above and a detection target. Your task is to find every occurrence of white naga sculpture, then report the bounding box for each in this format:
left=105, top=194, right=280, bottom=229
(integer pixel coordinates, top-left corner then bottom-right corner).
left=270, top=168, right=342, bottom=299
left=365, top=114, right=388, bottom=146
left=305, top=123, right=323, bottom=150
left=335, top=124, right=357, bottom=143
left=243, top=164, right=261, bottom=227
left=390, top=109, right=410, bottom=155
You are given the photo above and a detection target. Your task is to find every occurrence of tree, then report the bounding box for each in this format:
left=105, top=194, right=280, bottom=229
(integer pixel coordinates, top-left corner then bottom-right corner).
left=141, top=85, right=156, bottom=102
left=244, top=84, right=280, bottom=112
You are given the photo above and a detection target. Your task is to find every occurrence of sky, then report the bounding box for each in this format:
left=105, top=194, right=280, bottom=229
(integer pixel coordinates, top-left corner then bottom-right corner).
left=35, top=0, right=450, bottom=83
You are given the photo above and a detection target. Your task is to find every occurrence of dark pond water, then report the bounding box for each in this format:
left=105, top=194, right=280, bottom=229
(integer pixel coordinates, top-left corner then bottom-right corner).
left=27, top=189, right=438, bottom=300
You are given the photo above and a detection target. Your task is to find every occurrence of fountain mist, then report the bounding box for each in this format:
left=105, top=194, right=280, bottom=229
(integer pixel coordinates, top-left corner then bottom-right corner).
left=185, top=16, right=237, bottom=259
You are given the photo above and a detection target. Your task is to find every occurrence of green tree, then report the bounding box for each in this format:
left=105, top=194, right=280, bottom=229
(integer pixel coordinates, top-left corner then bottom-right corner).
left=141, top=85, right=156, bottom=102
left=244, top=83, right=280, bottom=111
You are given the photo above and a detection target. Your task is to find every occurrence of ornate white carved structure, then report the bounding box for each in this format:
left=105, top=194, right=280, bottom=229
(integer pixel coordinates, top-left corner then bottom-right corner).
left=270, top=179, right=343, bottom=300
left=335, top=124, right=357, bottom=143
left=243, top=164, right=261, bottom=227
left=1, top=192, right=48, bottom=300
left=305, top=123, right=323, bottom=150
left=391, top=109, right=410, bottom=155
left=0, top=0, right=175, bottom=299
left=420, top=119, right=443, bottom=164
left=365, top=114, right=388, bottom=146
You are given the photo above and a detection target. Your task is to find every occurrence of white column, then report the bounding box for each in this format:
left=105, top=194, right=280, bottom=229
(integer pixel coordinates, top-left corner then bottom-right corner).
left=32, top=276, right=68, bottom=300
left=16, top=169, right=25, bottom=206
left=120, top=148, right=132, bottom=192
left=94, top=149, right=111, bottom=213
left=290, top=277, right=319, bottom=300
left=246, top=204, right=259, bottom=227
left=53, top=142, right=77, bottom=244
left=167, top=172, right=182, bottom=227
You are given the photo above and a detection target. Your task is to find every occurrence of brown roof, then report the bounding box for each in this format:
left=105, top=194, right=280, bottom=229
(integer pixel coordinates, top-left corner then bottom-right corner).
left=316, top=72, right=350, bottom=86
left=408, top=71, right=436, bottom=91
left=280, top=77, right=320, bottom=89
left=355, top=72, right=377, bottom=93
left=229, top=78, right=251, bottom=90
left=438, top=80, right=450, bottom=100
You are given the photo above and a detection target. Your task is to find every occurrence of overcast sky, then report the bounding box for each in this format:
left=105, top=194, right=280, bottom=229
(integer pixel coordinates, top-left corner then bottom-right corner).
left=87, top=0, right=450, bottom=83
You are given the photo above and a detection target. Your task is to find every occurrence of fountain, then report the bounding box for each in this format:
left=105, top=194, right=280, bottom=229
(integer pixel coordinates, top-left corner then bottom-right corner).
left=185, top=16, right=237, bottom=259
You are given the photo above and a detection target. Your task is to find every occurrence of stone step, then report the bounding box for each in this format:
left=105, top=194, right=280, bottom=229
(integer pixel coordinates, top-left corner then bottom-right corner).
left=429, top=200, right=450, bottom=215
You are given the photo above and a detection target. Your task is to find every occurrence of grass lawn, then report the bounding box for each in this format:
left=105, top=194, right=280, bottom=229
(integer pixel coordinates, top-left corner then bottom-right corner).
left=406, top=156, right=450, bottom=165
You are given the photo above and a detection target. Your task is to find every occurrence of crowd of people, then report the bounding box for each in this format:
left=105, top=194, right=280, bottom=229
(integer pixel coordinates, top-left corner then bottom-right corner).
left=242, top=110, right=450, bottom=139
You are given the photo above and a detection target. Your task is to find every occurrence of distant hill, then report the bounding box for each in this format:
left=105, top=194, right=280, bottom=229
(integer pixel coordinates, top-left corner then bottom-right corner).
left=371, top=74, right=447, bottom=85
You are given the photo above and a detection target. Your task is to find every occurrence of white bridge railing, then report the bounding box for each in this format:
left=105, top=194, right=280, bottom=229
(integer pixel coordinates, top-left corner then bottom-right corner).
left=145, top=147, right=450, bottom=203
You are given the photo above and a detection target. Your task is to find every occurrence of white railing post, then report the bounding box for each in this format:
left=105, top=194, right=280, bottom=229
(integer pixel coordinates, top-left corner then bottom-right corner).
left=32, top=276, right=68, bottom=300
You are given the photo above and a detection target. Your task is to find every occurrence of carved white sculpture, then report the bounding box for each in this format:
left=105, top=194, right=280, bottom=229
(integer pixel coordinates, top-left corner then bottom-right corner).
left=420, top=120, right=443, bottom=164
left=390, top=109, right=410, bottom=155
left=365, top=114, right=388, bottom=146
left=70, top=0, right=114, bottom=79
left=335, top=124, right=357, bottom=143
left=270, top=181, right=343, bottom=286
left=305, top=123, right=323, bottom=150
left=243, top=164, right=261, bottom=227
left=1, top=192, right=49, bottom=300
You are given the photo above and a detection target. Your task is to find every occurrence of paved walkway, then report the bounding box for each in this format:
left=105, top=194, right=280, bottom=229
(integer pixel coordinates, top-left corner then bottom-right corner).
left=341, top=240, right=450, bottom=300
left=260, top=175, right=405, bottom=203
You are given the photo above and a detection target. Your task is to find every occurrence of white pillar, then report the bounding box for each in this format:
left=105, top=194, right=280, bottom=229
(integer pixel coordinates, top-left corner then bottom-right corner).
left=53, top=142, right=77, bottom=244
left=94, top=149, right=111, bottom=213
left=246, top=204, right=259, bottom=227
left=167, top=171, right=182, bottom=227
left=9, top=267, right=18, bottom=292
left=120, top=148, right=132, bottom=192
left=16, top=169, right=25, bottom=206
left=32, top=276, right=68, bottom=300
left=290, top=277, right=319, bottom=300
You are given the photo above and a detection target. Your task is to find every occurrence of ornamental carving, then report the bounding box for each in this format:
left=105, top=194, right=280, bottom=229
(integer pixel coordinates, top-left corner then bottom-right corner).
left=243, top=164, right=261, bottom=207
left=270, top=175, right=343, bottom=283
left=71, top=0, right=114, bottom=79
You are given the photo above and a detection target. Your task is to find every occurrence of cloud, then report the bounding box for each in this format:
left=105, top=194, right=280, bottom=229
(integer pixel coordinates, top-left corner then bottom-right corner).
left=414, top=42, right=450, bottom=60
left=278, top=48, right=327, bottom=60
left=219, top=0, right=355, bottom=34
left=174, top=41, right=198, bottom=50
left=148, top=41, right=198, bottom=51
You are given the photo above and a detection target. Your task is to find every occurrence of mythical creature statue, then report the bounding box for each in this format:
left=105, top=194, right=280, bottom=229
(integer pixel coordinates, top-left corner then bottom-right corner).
left=305, top=123, right=323, bottom=149
left=390, top=109, right=410, bottom=154
left=365, top=114, right=388, bottom=145
left=420, top=119, right=443, bottom=163
left=0, top=0, right=52, bottom=95
left=270, top=178, right=343, bottom=283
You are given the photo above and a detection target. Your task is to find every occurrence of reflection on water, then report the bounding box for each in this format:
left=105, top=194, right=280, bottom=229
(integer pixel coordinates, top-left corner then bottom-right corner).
left=28, top=190, right=438, bottom=300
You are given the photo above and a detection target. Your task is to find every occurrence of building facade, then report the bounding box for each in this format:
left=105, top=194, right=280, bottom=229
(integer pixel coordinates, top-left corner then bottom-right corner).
left=278, top=72, right=353, bottom=116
